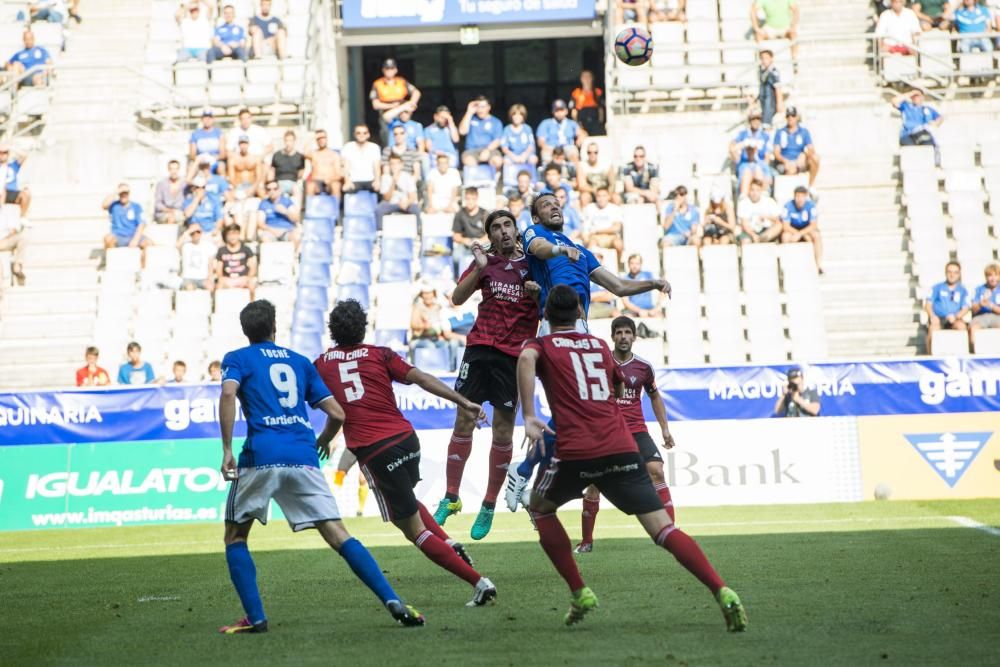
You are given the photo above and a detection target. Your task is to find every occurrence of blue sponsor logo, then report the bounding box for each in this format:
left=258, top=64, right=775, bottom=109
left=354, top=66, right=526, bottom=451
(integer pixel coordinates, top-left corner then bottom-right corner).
left=903, top=432, right=993, bottom=487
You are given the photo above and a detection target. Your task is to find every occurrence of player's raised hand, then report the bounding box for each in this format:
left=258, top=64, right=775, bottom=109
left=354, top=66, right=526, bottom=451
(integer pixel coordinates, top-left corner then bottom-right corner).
left=524, top=416, right=555, bottom=454
left=524, top=280, right=541, bottom=297
left=564, top=245, right=581, bottom=262
left=471, top=242, right=489, bottom=269
left=221, top=451, right=238, bottom=481
left=663, top=432, right=676, bottom=450
left=657, top=278, right=672, bottom=298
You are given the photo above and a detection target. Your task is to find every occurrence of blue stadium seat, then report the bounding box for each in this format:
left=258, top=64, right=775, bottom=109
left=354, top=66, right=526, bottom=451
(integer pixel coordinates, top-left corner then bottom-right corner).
left=300, top=241, right=334, bottom=265
left=381, top=237, right=415, bottom=261
left=463, top=164, right=496, bottom=185
left=413, top=345, right=452, bottom=372
left=379, top=259, right=413, bottom=283
left=291, top=308, right=325, bottom=335
left=290, top=331, right=323, bottom=360
left=420, top=254, right=455, bottom=282
left=342, top=215, right=377, bottom=240
left=336, top=284, right=369, bottom=310
left=305, top=194, right=339, bottom=221
left=341, top=237, right=375, bottom=261
left=298, top=260, right=331, bottom=287
left=344, top=191, right=377, bottom=216
left=374, top=328, right=408, bottom=348
left=295, top=285, right=328, bottom=312
left=303, top=217, right=334, bottom=243
left=503, top=162, right=537, bottom=188
left=422, top=235, right=453, bottom=254
left=338, top=259, right=372, bottom=286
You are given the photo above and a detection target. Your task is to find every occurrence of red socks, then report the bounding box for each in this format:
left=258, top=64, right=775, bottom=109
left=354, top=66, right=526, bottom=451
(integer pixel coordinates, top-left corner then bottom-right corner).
left=533, top=511, right=586, bottom=592
left=483, top=440, right=513, bottom=505
left=580, top=497, right=600, bottom=544
left=417, top=502, right=451, bottom=541
left=655, top=525, right=725, bottom=593
left=445, top=433, right=473, bottom=496
left=414, top=529, right=481, bottom=586
left=654, top=482, right=675, bottom=522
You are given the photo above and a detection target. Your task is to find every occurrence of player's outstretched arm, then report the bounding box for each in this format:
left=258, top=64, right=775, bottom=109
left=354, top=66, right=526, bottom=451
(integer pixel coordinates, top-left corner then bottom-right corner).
left=591, top=266, right=671, bottom=299
left=526, top=236, right=580, bottom=262
left=314, top=397, right=346, bottom=461
left=405, top=368, right=487, bottom=424
left=451, top=243, right=488, bottom=305
left=219, top=380, right=239, bottom=481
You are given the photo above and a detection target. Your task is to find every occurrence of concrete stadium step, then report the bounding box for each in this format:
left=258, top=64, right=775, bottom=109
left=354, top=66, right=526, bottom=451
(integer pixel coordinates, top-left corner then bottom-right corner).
left=827, top=329, right=923, bottom=357
left=28, top=192, right=107, bottom=217
left=823, top=234, right=906, bottom=256
left=0, top=313, right=97, bottom=340
left=823, top=306, right=918, bottom=333
left=0, top=338, right=92, bottom=365
left=820, top=283, right=913, bottom=307
left=1, top=288, right=98, bottom=316
left=21, top=242, right=103, bottom=266
left=3, top=364, right=83, bottom=390
left=24, top=219, right=108, bottom=245
left=17, top=267, right=100, bottom=288
left=821, top=258, right=908, bottom=282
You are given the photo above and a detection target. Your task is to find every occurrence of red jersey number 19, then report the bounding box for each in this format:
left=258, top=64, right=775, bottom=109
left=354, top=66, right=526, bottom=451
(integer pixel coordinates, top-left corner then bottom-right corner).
left=569, top=351, right=609, bottom=401
left=339, top=361, right=366, bottom=402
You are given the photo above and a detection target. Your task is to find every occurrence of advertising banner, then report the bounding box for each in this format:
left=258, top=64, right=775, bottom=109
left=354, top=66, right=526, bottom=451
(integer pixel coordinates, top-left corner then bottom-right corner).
left=342, top=0, right=597, bottom=29
left=857, top=412, right=1000, bottom=501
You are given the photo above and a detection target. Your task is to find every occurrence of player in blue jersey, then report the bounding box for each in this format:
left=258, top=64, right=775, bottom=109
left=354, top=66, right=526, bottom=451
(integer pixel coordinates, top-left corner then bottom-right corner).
left=505, top=192, right=671, bottom=509
left=218, top=300, right=424, bottom=634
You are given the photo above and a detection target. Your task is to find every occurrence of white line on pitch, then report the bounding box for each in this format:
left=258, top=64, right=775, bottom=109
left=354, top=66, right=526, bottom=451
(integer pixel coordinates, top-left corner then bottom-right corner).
left=947, top=515, right=1000, bottom=537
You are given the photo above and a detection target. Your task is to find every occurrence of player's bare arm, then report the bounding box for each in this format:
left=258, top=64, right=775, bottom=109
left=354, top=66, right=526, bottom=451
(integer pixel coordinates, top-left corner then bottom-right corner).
left=516, top=347, right=554, bottom=454
left=591, top=266, right=671, bottom=299
left=219, top=379, right=239, bottom=481
left=527, top=236, right=581, bottom=262
left=648, top=388, right=674, bottom=449
left=525, top=280, right=541, bottom=302
left=451, top=243, right=489, bottom=305
left=314, top=397, right=347, bottom=461
left=405, top=368, right=487, bottom=424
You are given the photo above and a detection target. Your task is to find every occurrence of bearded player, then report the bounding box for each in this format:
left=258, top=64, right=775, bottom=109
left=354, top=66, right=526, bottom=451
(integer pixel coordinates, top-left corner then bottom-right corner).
left=519, top=285, right=747, bottom=630
left=432, top=209, right=541, bottom=540
left=314, top=300, right=498, bottom=607
left=575, top=315, right=676, bottom=553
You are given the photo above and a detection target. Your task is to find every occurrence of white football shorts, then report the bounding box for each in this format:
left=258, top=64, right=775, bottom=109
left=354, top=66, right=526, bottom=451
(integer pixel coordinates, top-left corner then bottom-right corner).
left=225, top=465, right=341, bottom=531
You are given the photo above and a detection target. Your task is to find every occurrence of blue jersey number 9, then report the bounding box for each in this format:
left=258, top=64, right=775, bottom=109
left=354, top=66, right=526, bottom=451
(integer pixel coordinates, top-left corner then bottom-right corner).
left=269, top=363, right=299, bottom=408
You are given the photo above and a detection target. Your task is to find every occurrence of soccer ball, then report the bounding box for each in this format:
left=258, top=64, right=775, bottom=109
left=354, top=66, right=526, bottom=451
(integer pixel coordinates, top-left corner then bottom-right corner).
left=614, top=26, right=653, bottom=66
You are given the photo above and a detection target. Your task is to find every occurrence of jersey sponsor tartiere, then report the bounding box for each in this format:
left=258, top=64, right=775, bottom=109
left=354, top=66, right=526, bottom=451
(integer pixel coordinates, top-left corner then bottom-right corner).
left=615, top=355, right=657, bottom=434
left=459, top=254, right=538, bottom=357
left=523, top=332, right=636, bottom=460
left=523, top=223, right=602, bottom=317
left=221, top=342, right=333, bottom=468
left=314, top=345, right=415, bottom=454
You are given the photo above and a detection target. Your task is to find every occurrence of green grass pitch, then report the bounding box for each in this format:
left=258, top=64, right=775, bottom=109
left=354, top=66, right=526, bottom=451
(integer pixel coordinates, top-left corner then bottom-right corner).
left=2, top=500, right=998, bottom=665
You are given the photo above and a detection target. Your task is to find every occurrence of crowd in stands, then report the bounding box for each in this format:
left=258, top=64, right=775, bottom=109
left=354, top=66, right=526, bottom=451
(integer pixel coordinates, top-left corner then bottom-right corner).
left=74, top=343, right=223, bottom=386
left=175, top=0, right=290, bottom=63
left=875, top=0, right=1000, bottom=55
left=924, top=261, right=1000, bottom=352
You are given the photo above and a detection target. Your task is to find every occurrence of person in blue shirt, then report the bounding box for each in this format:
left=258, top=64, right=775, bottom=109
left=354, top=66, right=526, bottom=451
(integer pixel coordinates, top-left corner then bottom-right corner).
left=893, top=89, right=942, bottom=151
left=954, top=0, right=993, bottom=53
left=116, top=341, right=157, bottom=385
left=620, top=253, right=664, bottom=317
left=217, top=299, right=425, bottom=633
left=538, top=163, right=573, bottom=202
left=970, top=262, right=1000, bottom=346
left=501, top=103, right=538, bottom=170
left=924, top=260, right=971, bottom=353
left=459, top=95, right=503, bottom=171
left=423, top=105, right=460, bottom=168
left=385, top=105, right=424, bottom=152
left=209, top=4, right=248, bottom=63
left=5, top=29, right=52, bottom=87
left=0, top=144, right=31, bottom=220
left=773, top=106, right=820, bottom=190
left=188, top=110, right=227, bottom=179
left=256, top=179, right=300, bottom=244
left=781, top=186, right=824, bottom=274
left=183, top=176, right=225, bottom=237
left=536, top=99, right=585, bottom=164
left=102, top=183, right=149, bottom=250
left=728, top=111, right=773, bottom=196
left=194, top=156, right=232, bottom=208
left=553, top=186, right=583, bottom=241
left=661, top=185, right=702, bottom=247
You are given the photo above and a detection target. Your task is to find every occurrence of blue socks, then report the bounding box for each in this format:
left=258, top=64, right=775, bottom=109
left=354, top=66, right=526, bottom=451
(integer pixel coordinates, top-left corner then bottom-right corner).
left=226, top=541, right=266, bottom=624
left=338, top=537, right=400, bottom=605
left=517, top=420, right=557, bottom=479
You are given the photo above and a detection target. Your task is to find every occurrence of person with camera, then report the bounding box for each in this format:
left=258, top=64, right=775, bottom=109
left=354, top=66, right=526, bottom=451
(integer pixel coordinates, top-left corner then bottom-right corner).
left=773, top=368, right=820, bottom=417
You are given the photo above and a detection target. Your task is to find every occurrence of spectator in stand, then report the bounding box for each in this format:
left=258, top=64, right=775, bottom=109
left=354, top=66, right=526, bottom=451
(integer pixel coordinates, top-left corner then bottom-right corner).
left=370, top=58, right=421, bottom=144
left=207, top=360, right=223, bottom=382
left=577, top=141, right=616, bottom=207
left=183, top=176, right=225, bottom=239
left=754, top=49, right=784, bottom=127
left=549, top=146, right=578, bottom=184
left=382, top=124, right=423, bottom=179
left=102, top=183, right=149, bottom=251
left=622, top=145, right=660, bottom=204
left=270, top=130, right=305, bottom=199
left=661, top=185, right=702, bottom=247
left=176, top=2, right=212, bottom=62
left=410, top=285, right=460, bottom=367
left=459, top=95, right=504, bottom=171
left=773, top=106, right=820, bottom=193
left=570, top=70, right=605, bottom=136
left=209, top=4, right=248, bottom=63
left=305, top=128, right=342, bottom=197
left=384, top=105, right=424, bottom=152
left=502, top=104, right=538, bottom=172
left=508, top=193, right=533, bottom=234
left=215, top=223, right=257, bottom=294
left=424, top=105, right=460, bottom=169
left=729, top=110, right=772, bottom=197
left=153, top=160, right=186, bottom=225
left=256, top=179, right=300, bottom=244
left=892, top=89, right=942, bottom=153
left=5, top=29, right=52, bottom=87
left=117, top=342, right=157, bottom=385
left=970, top=262, right=1000, bottom=346
left=195, top=154, right=233, bottom=208
left=451, top=187, right=488, bottom=274
left=375, top=154, right=419, bottom=230
left=341, top=124, right=382, bottom=193
left=425, top=153, right=462, bottom=214
left=582, top=186, right=624, bottom=256
left=925, top=261, right=970, bottom=353
left=588, top=249, right=619, bottom=318
left=700, top=186, right=738, bottom=246
left=649, top=0, right=686, bottom=23
left=539, top=162, right=572, bottom=200
left=536, top=99, right=585, bottom=164
left=503, top=169, right=537, bottom=208
left=170, top=360, right=188, bottom=383
left=227, top=135, right=265, bottom=217
left=17, top=0, right=66, bottom=24
left=876, top=0, right=922, bottom=55
left=751, top=0, right=800, bottom=61
left=249, top=0, right=287, bottom=59
left=737, top=179, right=783, bottom=245
left=0, top=197, right=25, bottom=285
left=616, top=0, right=647, bottom=24
left=913, top=0, right=953, bottom=31
left=1, top=144, right=31, bottom=222
left=621, top=254, right=664, bottom=318
left=225, top=108, right=273, bottom=157
left=188, top=109, right=226, bottom=180
left=781, top=186, right=823, bottom=273
left=76, top=346, right=111, bottom=387
left=954, top=0, right=994, bottom=52
left=177, top=223, right=217, bottom=290
left=555, top=186, right=584, bottom=241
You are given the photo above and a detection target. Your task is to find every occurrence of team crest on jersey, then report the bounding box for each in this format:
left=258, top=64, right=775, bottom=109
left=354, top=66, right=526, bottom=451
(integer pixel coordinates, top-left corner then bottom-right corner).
left=629, top=375, right=637, bottom=384
left=903, top=431, right=993, bottom=487
left=519, top=269, right=528, bottom=278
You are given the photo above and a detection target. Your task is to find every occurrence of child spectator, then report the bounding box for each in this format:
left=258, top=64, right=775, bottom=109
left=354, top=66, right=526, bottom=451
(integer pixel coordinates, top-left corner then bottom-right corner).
left=76, top=346, right=111, bottom=387
left=502, top=104, right=538, bottom=169
left=207, top=360, right=223, bottom=382
left=215, top=223, right=257, bottom=294
left=170, top=360, right=188, bottom=383
left=117, top=342, right=157, bottom=385
left=177, top=223, right=217, bottom=290
left=970, top=263, right=1000, bottom=346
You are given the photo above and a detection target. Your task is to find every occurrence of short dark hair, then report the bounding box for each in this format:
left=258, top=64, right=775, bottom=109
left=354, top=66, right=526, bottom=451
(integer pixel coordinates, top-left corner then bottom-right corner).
left=238, top=107, right=251, bottom=117
left=474, top=94, right=489, bottom=103
left=85, top=346, right=99, bottom=357
left=208, top=360, right=221, bottom=371
left=544, top=163, right=561, bottom=175
left=173, top=360, right=187, bottom=369
left=544, top=284, right=580, bottom=327
left=284, top=130, right=296, bottom=139
left=531, top=192, right=558, bottom=219
left=508, top=193, right=523, bottom=204
left=167, top=159, right=179, bottom=167
left=222, top=223, right=241, bottom=238
left=126, top=341, right=141, bottom=353
left=240, top=300, right=277, bottom=344
left=517, top=169, right=531, bottom=180
left=946, top=260, right=961, bottom=271
left=328, top=299, right=368, bottom=346
left=388, top=153, right=402, bottom=161
left=611, top=315, right=636, bottom=336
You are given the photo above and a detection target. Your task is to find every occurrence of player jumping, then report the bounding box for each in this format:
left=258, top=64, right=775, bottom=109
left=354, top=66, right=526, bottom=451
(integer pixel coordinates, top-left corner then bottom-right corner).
left=218, top=300, right=424, bottom=634
left=314, top=300, right=498, bottom=607
left=432, top=209, right=541, bottom=540
left=505, top=192, right=670, bottom=509
left=518, top=285, right=747, bottom=630
left=575, top=315, right=676, bottom=553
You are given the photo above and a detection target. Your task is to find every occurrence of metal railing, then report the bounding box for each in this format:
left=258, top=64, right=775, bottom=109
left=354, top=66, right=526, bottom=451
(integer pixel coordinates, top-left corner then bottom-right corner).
left=872, top=32, right=1000, bottom=95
